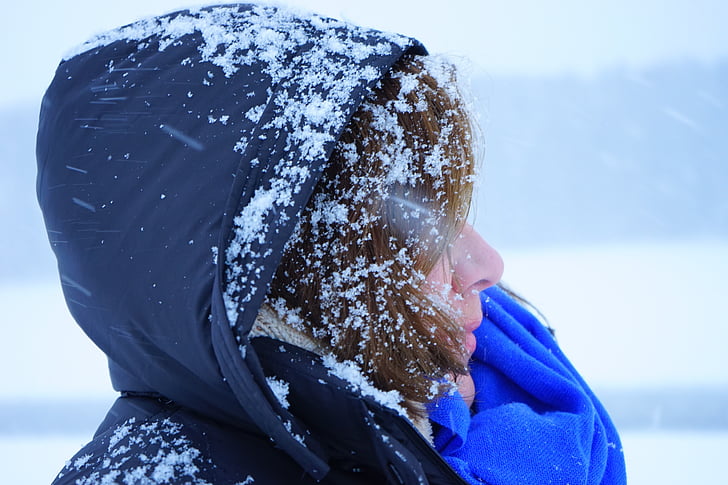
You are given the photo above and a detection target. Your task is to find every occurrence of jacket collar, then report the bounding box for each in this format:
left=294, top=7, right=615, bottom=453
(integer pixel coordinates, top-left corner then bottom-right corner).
left=252, top=336, right=465, bottom=484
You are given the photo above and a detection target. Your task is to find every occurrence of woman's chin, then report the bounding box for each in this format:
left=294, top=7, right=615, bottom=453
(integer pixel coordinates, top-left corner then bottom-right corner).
left=464, top=332, right=477, bottom=357
left=457, top=373, right=475, bottom=408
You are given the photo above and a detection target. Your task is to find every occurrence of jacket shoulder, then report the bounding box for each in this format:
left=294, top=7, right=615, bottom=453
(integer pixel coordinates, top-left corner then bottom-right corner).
left=52, top=412, right=219, bottom=484
left=51, top=393, right=410, bottom=484
left=50, top=405, right=288, bottom=485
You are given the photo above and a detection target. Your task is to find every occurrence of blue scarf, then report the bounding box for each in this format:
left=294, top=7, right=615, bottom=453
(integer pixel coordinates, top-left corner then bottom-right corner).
left=427, top=286, right=627, bottom=484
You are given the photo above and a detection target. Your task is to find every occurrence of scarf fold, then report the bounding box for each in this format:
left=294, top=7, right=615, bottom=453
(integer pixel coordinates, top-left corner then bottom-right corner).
left=428, top=286, right=627, bottom=485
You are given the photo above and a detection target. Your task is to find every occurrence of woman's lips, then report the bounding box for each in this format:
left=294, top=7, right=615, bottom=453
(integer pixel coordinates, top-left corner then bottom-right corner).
left=463, top=318, right=481, bottom=357
left=464, top=331, right=477, bottom=356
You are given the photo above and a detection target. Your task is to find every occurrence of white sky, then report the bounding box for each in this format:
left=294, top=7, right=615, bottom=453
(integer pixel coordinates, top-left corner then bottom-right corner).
left=2, top=0, right=728, bottom=108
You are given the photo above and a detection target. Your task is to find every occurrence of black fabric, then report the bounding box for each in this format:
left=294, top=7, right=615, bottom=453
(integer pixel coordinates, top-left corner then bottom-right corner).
left=53, top=340, right=466, bottom=484
left=35, top=4, right=468, bottom=484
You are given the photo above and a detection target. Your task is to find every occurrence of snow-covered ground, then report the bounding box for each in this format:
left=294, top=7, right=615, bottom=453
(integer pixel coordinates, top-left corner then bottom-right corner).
left=2, top=241, right=726, bottom=483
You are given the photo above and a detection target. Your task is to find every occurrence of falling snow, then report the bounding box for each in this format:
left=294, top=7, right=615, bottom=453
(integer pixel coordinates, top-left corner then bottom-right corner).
left=54, top=2, right=465, bottom=455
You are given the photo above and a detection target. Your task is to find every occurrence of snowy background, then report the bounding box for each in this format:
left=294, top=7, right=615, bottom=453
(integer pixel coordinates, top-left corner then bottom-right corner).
left=2, top=0, right=727, bottom=483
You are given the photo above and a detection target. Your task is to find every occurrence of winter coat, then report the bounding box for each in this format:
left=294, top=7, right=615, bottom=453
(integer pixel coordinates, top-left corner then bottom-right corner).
left=36, top=4, right=468, bottom=484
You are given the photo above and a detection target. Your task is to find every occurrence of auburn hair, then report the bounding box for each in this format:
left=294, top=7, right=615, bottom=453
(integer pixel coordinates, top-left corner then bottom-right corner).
left=266, top=55, right=477, bottom=416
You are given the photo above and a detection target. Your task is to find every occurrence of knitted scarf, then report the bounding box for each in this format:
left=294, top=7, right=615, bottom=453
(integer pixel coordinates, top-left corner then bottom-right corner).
left=427, top=286, right=627, bottom=484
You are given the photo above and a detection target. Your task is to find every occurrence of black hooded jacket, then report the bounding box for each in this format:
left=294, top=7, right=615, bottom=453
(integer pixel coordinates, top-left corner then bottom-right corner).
left=37, top=4, right=467, bottom=484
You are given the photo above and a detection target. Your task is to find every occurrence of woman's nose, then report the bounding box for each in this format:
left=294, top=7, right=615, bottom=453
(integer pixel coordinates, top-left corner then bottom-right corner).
left=451, top=224, right=504, bottom=295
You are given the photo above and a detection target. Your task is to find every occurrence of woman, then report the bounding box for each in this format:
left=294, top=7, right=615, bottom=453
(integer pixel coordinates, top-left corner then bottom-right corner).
left=37, top=4, right=625, bottom=484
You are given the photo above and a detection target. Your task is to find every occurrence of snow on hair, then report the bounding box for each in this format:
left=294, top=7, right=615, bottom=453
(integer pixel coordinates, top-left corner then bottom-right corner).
left=266, top=54, right=477, bottom=416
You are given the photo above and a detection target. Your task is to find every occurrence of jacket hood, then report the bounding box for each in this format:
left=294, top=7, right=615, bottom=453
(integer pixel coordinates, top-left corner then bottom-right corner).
left=36, top=3, right=424, bottom=478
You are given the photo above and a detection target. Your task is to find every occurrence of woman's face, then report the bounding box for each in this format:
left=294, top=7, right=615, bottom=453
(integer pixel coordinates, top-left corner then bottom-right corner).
left=425, top=223, right=503, bottom=406
left=425, top=223, right=504, bottom=362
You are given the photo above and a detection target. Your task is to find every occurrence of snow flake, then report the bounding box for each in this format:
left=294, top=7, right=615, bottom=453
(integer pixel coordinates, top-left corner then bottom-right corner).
left=109, top=418, right=135, bottom=448
left=245, top=104, right=265, bottom=123
left=72, top=197, right=96, bottom=213
left=281, top=420, right=306, bottom=445
left=73, top=453, right=93, bottom=468
left=266, top=376, right=291, bottom=409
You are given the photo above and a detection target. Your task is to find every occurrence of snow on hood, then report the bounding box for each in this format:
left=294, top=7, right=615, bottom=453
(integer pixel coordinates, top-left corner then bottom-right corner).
left=36, top=3, right=424, bottom=477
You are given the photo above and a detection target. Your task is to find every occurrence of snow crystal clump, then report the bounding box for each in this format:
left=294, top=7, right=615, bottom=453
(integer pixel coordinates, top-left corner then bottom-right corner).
left=282, top=419, right=306, bottom=445
left=266, top=376, right=291, bottom=409
left=322, top=354, right=407, bottom=418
